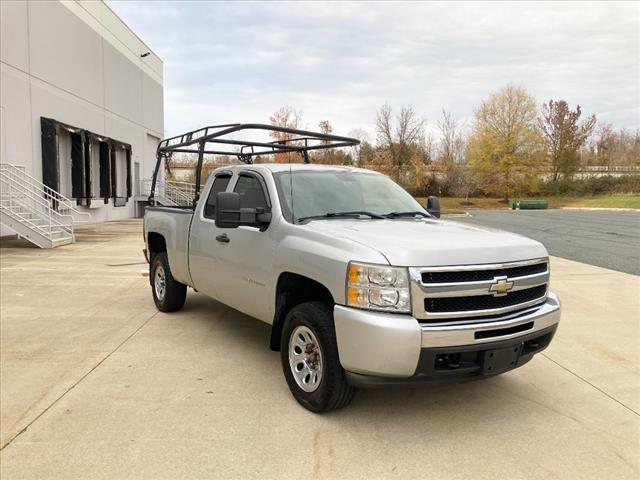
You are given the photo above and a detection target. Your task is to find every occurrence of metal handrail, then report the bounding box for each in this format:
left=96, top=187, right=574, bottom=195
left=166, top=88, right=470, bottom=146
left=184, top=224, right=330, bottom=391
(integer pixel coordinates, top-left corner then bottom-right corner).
left=1, top=171, right=75, bottom=240
left=165, top=181, right=195, bottom=204
left=0, top=164, right=88, bottom=220
left=167, top=180, right=196, bottom=196
left=166, top=180, right=196, bottom=190
left=0, top=172, right=69, bottom=216
left=0, top=164, right=91, bottom=223
left=1, top=188, right=74, bottom=237
left=0, top=171, right=74, bottom=223
left=0, top=163, right=91, bottom=222
left=138, top=179, right=195, bottom=206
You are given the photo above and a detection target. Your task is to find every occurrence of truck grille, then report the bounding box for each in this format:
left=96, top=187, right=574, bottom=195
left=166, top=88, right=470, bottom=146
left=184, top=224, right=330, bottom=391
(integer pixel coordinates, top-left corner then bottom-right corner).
left=425, top=285, right=547, bottom=313
left=409, top=258, right=549, bottom=322
left=421, top=262, right=548, bottom=284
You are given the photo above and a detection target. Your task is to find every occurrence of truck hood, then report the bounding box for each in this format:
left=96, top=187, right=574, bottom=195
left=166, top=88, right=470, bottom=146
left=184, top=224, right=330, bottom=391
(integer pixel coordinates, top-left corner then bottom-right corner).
left=306, top=218, right=548, bottom=266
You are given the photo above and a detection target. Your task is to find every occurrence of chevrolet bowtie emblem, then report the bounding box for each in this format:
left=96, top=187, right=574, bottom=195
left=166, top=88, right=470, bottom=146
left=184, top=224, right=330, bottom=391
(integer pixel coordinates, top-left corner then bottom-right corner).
left=489, top=276, right=514, bottom=296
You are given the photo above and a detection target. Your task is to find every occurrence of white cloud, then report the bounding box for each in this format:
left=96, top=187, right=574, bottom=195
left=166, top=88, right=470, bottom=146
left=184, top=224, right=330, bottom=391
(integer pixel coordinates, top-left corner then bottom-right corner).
left=108, top=0, right=640, bottom=139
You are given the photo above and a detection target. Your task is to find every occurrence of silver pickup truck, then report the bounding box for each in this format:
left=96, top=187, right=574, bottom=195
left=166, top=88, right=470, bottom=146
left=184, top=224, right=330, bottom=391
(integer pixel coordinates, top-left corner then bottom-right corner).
left=143, top=125, right=560, bottom=412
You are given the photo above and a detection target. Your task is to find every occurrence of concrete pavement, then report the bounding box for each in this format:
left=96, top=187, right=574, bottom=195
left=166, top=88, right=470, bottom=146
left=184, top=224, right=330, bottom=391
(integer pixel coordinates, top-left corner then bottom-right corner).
left=0, top=220, right=638, bottom=479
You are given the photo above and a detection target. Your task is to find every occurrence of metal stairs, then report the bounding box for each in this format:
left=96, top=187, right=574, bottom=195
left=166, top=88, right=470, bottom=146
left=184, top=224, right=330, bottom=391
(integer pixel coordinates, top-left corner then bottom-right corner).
left=136, top=179, right=195, bottom=207
left=0, top=163, right=91, bottom=248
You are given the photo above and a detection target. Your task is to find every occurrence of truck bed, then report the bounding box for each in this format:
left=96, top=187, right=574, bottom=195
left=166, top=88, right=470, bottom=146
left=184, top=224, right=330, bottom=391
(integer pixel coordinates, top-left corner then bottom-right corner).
left=144, top=206, right=194, bottom=286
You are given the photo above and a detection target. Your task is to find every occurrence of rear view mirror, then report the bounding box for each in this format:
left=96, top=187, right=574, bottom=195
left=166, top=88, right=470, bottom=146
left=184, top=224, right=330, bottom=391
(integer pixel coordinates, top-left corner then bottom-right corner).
left=427, top=196, right=441, bottom=218
left=215, top=192, right=241, bottom=228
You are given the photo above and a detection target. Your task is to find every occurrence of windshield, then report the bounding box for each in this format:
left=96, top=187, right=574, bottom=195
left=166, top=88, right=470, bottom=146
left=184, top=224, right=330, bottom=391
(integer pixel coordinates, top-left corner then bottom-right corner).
left=274, top=170, right=428, bottom=223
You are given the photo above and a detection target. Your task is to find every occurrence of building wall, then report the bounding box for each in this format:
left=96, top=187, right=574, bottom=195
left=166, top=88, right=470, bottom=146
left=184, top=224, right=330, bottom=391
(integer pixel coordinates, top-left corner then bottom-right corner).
left=0, top=0, right=163, bottom=224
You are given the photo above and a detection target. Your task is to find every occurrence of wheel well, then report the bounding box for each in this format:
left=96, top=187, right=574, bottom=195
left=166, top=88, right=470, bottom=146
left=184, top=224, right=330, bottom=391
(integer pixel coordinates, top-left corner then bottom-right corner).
left=147, top=232, right=167, bottom=261
left=270, top=272, right=334, bottom=351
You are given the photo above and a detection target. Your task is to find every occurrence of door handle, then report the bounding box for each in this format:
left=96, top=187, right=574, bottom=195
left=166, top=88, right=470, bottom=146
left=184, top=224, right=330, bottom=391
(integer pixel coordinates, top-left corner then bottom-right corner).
left=216, top=234, right=230, bottom=243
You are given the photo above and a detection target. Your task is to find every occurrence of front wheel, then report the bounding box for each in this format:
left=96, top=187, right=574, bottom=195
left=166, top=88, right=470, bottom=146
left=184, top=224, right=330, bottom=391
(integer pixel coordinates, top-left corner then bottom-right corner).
left=280, top=302, right=356, bottom=412
left=150, top=252, right=187, bottom=312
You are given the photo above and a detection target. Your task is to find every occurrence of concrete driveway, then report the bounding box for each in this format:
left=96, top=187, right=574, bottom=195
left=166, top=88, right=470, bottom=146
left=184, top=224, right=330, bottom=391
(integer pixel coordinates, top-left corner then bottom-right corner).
left=0, top=220, right=638, bottom=479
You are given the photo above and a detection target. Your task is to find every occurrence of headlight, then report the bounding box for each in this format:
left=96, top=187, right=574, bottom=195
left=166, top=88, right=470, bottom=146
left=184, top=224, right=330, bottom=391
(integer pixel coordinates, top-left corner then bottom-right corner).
left=346, top=261, right=411, bottom=313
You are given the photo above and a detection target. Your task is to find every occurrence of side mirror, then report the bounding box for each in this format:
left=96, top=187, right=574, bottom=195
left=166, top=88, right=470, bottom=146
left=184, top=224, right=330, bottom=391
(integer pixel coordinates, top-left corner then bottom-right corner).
left=215, top=192, right=272, bottom=229
left=427, top=196, right=441, bottom=218
left=215, top=192, right=241, bottom=228
left=249, top=207, right=272, bottom=227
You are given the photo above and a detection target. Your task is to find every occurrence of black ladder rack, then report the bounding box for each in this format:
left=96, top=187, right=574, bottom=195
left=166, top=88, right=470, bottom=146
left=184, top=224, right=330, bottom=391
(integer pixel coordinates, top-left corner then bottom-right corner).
left=150, top=123, right=359, bottom=206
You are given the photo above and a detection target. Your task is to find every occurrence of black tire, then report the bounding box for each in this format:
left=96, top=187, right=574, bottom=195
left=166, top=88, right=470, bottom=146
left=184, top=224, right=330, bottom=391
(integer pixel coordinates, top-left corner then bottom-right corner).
left=150, top=252, right=187, bottom=312
left=280, top=301, right=356, bottom=413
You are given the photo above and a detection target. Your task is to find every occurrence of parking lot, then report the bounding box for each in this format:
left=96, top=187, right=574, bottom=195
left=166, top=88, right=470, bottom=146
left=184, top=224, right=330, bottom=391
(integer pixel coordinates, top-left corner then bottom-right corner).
left=0, top=219, right=638, bottom=479
left=456, top=210, right=640, bottom=275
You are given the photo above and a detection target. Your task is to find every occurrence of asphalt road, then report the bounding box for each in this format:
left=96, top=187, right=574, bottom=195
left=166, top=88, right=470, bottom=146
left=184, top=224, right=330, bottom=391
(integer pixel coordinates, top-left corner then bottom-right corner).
left=455, top=210, right=640, bottom=275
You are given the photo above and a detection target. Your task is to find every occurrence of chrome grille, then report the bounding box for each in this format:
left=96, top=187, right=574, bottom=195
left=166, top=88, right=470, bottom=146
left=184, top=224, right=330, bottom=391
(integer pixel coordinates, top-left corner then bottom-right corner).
left=421, top=262, right=548, bottom=284
left=409, top=258, right=549, bottom=321
left=425, top=285, right=547, bottom=313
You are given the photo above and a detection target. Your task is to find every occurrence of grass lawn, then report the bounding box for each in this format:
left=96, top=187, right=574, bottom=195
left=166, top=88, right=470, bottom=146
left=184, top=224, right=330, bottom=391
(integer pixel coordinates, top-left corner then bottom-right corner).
left=546, top=195, right=640, bottom=209
left=416, top=195, right=640, bottom=211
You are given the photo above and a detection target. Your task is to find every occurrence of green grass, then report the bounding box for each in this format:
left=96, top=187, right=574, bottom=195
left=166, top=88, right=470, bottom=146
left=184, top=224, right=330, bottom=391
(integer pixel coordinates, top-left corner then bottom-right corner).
left=547, top=195, right=640, bottom=209
left=416, top=195, right=640, bottom=211
left=416, top=197, right=509, bottom=210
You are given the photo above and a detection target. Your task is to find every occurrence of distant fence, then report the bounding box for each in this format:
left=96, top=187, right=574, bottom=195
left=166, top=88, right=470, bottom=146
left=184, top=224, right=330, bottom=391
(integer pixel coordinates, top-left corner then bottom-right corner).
left=419, top=164, right=640, bottom=174
left=422, top=164, right=639, bottom=181
left=580, top=165, right=640, bottom=173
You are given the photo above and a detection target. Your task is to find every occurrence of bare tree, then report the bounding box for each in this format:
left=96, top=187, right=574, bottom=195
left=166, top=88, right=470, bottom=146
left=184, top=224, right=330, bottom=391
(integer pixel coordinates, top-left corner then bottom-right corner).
left=318, top=120, right=333, bottom=139
left=313, top=120, right=350, bottom=165
left=541, top=100, right=596, bottom=181
left=375, top=104, right=425, bottom=182
left=270, top=105, right=302, bottom=131
left=347, top=128, right=370, bottom=166
left=437, top=109, right=467, bottom=165
left=269, top=106, right=303, bottom=163
left=423, top=131, right=436, bottom=165
left=437, top=109, right=468, bottom=193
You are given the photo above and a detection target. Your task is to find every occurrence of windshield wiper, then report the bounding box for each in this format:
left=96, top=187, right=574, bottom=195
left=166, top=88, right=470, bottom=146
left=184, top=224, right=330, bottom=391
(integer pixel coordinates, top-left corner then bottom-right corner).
left=383, top=211, right=432, bottom=219
left=297, top=211, right=385, bottom=223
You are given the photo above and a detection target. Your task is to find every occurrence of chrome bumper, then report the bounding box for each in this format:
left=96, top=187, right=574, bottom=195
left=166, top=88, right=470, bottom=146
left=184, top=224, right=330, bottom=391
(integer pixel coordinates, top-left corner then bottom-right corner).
left=333, top=292, right=561, bottom=378
left=421, top=292, right=560, bottom=348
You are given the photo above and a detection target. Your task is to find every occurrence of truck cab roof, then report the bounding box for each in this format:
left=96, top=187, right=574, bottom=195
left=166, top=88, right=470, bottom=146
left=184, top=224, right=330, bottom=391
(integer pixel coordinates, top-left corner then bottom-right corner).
left=215, top=163, right=383, bottom=176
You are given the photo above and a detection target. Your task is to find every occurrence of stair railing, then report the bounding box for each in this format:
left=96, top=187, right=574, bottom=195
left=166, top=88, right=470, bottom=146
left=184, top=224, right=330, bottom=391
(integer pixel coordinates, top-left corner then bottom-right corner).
left=138, top=179, right=195, bottom=206
left=0, top=169, right=75, bottom=241
left=0, top=164, right=91, bottom=223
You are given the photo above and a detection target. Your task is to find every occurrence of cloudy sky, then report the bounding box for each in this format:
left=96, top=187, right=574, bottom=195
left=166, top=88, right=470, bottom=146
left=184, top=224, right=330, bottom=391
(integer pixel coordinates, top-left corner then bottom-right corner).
left=109, top=1, right=639, bottom=140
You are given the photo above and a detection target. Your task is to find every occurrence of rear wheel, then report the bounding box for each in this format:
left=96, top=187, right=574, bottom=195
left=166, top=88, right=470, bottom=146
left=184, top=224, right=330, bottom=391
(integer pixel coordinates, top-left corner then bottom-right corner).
left=280, top=302, right=356, bottom=412
left=151, top=252, right=187, bottom=312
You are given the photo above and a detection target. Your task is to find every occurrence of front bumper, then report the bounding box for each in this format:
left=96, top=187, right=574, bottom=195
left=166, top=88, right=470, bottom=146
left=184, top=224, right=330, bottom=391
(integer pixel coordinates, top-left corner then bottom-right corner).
left=333, top=292, right=560, bottom=385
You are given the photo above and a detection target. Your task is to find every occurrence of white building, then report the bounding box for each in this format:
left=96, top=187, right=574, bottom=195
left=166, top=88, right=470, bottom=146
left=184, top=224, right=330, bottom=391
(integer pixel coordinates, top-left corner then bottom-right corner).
left=1, top=0, right=163, bottom=237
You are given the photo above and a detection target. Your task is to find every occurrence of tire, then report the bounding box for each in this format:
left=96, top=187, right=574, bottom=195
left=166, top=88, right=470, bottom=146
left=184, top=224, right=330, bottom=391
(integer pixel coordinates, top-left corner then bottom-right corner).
left=150, top=252, right=187, bottom=312
left=280, top=301, right=356, bottom=412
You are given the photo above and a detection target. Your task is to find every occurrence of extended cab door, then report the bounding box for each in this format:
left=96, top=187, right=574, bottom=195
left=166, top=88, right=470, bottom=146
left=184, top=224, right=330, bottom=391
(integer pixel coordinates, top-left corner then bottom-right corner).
left=213, top=171, right=277, bottom=322
left=188, top=172, right=232, bottom=299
